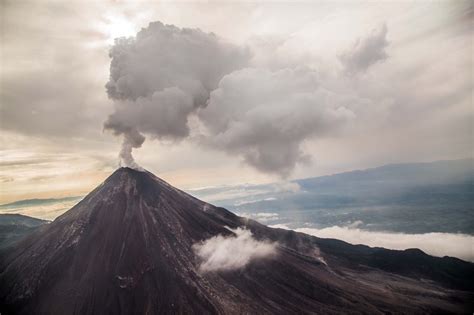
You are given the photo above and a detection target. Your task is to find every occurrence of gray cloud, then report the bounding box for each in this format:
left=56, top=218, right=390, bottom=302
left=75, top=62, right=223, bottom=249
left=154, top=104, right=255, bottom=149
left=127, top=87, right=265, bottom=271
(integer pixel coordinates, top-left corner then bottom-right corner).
left=340, top=24, right=389, bottom=74
left=106, top=23, right=250, bottom=103
left=103, top=23, right=377, bottom=176
left=99, top=15, right=470, bottom=177
left=193, top=227, right=276, bottom=272
left=101, top=17, right=469, bottom=178
left=0, top=1, right=112, bottom=139
left=104, top=21, right=250, bottom=167
left=199, top=67, right=355, bottom=177
left=0, top=56, right=107, bottom=138
left=105, top=88, right=195, bottom=141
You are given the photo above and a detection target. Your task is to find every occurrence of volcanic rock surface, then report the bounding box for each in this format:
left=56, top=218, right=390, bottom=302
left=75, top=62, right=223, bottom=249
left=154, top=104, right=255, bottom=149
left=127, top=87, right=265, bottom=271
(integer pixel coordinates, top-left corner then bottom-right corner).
left=1, top=168, right=473, bottom=314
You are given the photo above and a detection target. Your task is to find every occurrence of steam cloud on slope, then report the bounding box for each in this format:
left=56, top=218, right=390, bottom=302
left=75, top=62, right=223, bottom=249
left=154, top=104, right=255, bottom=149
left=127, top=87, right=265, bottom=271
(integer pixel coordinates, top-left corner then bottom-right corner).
left=104, top=21, right=387, bottom=176
left=193, top=227, right=276, bottom=272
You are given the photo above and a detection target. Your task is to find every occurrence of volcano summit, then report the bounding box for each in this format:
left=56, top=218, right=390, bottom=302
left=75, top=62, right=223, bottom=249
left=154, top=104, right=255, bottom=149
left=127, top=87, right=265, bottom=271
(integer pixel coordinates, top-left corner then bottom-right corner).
left=1, top=168, right=473, bottom=314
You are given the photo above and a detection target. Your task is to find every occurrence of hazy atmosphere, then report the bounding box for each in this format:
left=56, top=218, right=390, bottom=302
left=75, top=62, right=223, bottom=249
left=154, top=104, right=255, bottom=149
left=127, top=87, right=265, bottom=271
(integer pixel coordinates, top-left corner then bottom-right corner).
left=1, top=1, right=473, bottom=314
left=1, top=0, right=472, bottom=204
left=2, top=0, right=473, bottom=261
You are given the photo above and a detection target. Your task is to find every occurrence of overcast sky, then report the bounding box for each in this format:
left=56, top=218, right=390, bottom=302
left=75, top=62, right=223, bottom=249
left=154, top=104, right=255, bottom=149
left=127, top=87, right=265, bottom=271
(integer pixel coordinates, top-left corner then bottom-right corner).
left=0, top=0, right=472, bottom=203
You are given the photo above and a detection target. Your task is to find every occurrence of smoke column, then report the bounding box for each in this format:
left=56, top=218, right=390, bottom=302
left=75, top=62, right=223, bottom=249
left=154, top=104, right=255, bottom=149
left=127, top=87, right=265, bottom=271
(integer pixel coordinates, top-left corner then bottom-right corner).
left=104, top=21, right=249, bottom=169
left=104, top=21, right=387, bottom=176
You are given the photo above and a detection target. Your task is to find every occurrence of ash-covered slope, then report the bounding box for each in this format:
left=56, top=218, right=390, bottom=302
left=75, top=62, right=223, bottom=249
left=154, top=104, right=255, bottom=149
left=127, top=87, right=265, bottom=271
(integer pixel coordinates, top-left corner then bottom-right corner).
left=1, top=168, right=473, bottom=314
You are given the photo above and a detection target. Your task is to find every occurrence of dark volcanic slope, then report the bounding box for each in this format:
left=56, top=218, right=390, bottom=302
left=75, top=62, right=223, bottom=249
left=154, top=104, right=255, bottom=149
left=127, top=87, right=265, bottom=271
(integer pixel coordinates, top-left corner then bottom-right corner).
left=1, top=168, right=473, bottom=314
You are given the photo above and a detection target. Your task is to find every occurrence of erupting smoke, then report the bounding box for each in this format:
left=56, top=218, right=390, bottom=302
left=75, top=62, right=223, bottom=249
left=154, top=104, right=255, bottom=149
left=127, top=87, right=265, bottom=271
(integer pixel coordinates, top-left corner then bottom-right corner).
left=119, top=128, right=145, bottom=169
left=104, top=20, right=388, bottom=175
left=104, top=21, right=249, bottom=169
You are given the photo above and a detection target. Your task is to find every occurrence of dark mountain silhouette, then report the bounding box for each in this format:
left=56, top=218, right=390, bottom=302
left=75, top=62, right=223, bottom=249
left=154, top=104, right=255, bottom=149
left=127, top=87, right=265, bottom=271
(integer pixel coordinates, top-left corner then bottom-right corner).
left=1, top=168, right=473, bottom=314
left=0, top=214, right=48, bottom=250
left=0, top=196, right=82, bottom=209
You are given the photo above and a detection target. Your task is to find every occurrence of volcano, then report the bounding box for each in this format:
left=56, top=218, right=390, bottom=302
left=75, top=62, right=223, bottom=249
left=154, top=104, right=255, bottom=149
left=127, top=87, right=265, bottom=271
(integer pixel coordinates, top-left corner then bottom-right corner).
left=1, top=168, right=473, bottom=314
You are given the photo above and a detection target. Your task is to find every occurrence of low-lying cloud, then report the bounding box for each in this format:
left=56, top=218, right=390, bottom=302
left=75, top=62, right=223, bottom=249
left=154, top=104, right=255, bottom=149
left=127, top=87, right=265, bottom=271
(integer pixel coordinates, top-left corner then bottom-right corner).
left=271, top=224, right=474, bottom=262
left=193, top=227, right=277, bottom=272
left=236, top=212, right=279, bottom=222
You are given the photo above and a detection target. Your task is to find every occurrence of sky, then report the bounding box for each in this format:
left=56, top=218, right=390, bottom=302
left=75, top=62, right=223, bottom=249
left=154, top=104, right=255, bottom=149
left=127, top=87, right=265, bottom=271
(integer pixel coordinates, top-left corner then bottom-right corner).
left=0, top=0, right=472, bottom=204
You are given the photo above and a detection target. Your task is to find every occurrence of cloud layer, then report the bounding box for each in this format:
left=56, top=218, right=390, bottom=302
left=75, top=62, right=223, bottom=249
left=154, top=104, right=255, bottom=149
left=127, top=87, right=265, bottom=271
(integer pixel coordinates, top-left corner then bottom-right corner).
left=271, top=224, right=474, bottom=262
left=193, top=227, right=276, bottom=272
left=236, top=212, right=279, bottom=222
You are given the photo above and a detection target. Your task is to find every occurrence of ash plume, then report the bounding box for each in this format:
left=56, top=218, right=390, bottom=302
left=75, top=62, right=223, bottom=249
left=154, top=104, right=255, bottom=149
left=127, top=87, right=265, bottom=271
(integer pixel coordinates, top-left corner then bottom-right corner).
left=104, top=21, right=250, bottom=168
left=198, top=67, right=355, bottom=177
left=119, top=128, right=145, bottom=169
left=104, top=20, right=387, bottom=176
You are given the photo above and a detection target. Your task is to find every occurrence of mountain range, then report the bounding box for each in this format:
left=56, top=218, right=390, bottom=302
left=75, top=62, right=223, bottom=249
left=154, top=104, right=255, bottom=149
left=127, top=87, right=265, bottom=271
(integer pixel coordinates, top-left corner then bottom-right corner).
left=2, top=159, right=472, bottom=234
left=190, top=159, right=474, bottom=234
left=0, top=167, right=473, bottom=314
left=0, top=214, right=48, bottom=250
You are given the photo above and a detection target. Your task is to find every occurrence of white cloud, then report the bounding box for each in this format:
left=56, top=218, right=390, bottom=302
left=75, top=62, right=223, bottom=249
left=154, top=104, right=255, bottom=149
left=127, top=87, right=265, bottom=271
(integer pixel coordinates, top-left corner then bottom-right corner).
left=237, top=212, right=279, bottom=222
left=193, top=227, right=277, bottom=272
left=269, top=223, right=291, bottom=230
left=189, top=185, right=269, bottom=203
left=234, top=198, right=277, bottom=206
left=270, top=224, right=474, bottom=262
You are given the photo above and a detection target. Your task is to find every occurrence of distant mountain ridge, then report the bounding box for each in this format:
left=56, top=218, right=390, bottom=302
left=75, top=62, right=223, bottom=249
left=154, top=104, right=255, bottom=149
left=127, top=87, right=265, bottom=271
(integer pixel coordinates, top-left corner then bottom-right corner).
left=301, top=158, right=473, bottom=182
left=296, top=158, right=473, bottom=192
left=2, top=159, right=472, bottom=222
left=0, top=196, right=82, bottom=208
left=214, top=159, right=474, bottom=234
left=0, top=214, right=48, bottom=250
